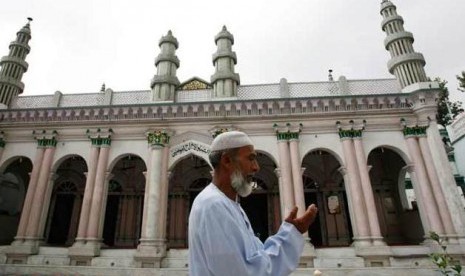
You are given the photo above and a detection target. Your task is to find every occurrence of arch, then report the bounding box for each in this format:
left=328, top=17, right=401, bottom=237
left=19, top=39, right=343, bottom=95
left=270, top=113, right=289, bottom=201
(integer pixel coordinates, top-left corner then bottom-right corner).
left=107, top=153, right=146, bottom=173
left=240, top=151, right=281, bottom=241
left=302, top=149, right=353, bottom=247
left=167, top=154, right=212, bottom=248
left=0, top=156, right=33, bottom=245
left=102, top=154, right=146, bottom=248
left=45, top=155, right=87, bottom=246
left=367, top=146, right=423, bottom=245
left=302, top=147, right=345, bottom=167
left=166, top=150, right=281, bottom=247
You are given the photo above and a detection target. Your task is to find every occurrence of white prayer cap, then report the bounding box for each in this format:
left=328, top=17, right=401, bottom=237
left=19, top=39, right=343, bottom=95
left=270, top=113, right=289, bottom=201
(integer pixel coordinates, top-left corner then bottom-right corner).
left=211, top=131, right=253, bottom=152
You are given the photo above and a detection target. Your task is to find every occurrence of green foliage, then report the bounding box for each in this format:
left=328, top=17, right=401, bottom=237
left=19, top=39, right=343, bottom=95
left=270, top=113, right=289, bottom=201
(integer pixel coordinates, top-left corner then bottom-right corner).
left=429, top=231, right=463, bottom=275
left=457, top=71, right=465, bottom=93
left=434, top=78, right=464, bottom=127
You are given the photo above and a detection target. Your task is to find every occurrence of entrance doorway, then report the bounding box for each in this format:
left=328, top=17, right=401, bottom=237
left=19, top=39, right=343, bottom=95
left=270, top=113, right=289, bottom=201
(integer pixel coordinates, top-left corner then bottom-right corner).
left=302, top=150, right=353, bottom=247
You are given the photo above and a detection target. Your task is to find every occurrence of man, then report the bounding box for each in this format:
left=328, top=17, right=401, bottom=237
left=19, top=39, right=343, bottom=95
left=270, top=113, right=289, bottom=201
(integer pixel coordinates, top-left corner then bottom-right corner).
left=189, top=131, right=318, bottom=276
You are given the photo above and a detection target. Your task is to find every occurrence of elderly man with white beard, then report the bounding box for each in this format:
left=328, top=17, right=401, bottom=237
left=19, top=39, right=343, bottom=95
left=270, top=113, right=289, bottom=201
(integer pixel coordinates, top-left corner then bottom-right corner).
left=188, top=131, right=318, bottom=276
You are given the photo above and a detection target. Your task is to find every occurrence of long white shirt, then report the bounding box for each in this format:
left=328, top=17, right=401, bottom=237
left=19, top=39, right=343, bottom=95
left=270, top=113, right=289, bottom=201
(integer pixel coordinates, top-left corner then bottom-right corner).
left=188, top=183, right=304, bottom=276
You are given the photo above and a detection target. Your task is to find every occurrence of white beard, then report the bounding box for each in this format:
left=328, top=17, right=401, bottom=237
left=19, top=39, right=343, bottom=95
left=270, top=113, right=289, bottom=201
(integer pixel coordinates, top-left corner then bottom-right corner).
left=231, top=169, right=253, bottom=197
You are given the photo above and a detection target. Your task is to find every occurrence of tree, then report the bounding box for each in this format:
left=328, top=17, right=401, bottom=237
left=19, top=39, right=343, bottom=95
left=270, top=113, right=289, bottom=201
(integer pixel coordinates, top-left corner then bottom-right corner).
left=429, top=231, right=462, bottom=276
left=434, top=78, right=464, bottom=127
left=457, top=71, right=465, bottom=92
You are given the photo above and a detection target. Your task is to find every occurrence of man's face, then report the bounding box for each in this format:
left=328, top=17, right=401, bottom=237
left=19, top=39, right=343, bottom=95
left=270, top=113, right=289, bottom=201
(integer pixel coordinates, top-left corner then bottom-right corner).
left=230, top=146, right=260, bottom=197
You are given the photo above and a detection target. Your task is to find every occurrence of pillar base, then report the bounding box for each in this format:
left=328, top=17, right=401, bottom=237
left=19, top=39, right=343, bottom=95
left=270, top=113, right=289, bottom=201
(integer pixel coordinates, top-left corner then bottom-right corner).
left=5, top=238, right=41, bottom=264
left=355, top=244, right=393, bottom=267
left=355, top=243, right=392, bottom=267
left=442, top=234, right=463, bottom=245
left=134, top=239, right=167, bottom=268
left=351, top=236, right=372, bottom=247
left=371, top=236, right=386, bottom=246
left=298, top=238, right=316, bottom=268
left=68, top=238, right=102, bottom=266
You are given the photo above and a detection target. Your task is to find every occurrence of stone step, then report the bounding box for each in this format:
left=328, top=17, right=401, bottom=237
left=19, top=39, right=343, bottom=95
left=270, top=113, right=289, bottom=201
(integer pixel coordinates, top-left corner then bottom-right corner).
left=0, top=264, right=440, bottom=276
left=316, top=247, right=357, bottom=257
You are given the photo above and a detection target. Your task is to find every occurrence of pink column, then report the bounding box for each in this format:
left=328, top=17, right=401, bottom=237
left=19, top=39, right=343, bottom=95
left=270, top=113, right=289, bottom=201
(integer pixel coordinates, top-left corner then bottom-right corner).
left=338, top=166, right=359, bottom=238
left=86, top=145, right=110, bottom=239
left=157, top=146, right=170, bottom=240
left=405, top=137, right=444, bottom=234
left=26, top=146, right=56, bottom=238
left=140, top=145, right=163, bottom=241
left=404, top=164, right=430, bottom=233
left=341, top=138, right=370, bottom=243
left=274, top=168, right=285, bottom=219
left=353, top=138, right=384, bottom=245
left=97, top=172, right=112, bottom=240
left=75, top=145, right=99, bottom=242
left=289, top=139, right=306, bottom=218
left=277, top=140, right=295, bottom=217
left=427, top=122, right=465, bottom=241
left=141, top=171, right=149, bottom=238
left=67, top=195, right=83, bottom=245
left=418, top=136, right=455, bottom=237
left=38, top=172, right=58, bottom=239
left=15, top=147, right=45, bottom=240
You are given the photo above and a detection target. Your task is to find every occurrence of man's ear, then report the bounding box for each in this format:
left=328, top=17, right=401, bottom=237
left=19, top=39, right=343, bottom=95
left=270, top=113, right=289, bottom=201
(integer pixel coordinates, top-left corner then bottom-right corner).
left=221, top=152, right=234, bottom=169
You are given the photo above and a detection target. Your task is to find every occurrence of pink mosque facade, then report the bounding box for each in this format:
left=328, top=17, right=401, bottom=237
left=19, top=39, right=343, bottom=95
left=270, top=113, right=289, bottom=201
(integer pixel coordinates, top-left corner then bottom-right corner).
left=0, top=1, right=464, bottom=275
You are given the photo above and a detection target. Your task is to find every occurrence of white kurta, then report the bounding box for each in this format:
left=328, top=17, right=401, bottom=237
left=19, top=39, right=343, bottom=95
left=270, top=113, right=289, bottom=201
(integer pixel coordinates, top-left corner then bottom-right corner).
left=188, top=183, right=304, bottom=276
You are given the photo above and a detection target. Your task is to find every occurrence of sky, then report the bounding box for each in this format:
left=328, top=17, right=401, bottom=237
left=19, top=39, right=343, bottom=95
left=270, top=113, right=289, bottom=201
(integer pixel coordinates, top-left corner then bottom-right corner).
left=0, top=0, right=464, bottom=102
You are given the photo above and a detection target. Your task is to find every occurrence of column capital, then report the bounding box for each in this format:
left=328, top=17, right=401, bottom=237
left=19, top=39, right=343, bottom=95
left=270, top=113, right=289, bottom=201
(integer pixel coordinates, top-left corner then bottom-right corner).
left=337, top=166, right=348, bottom=175
left=403, top=163, right=415, bottom=173
left=210, top=126, right=235, bottom=138
left=273, top=123, right=303, bottom=141
left=402, top=125, right=428, bottom=138
left=274, top=168, right=282, bottom=178
left=400, top=118, right=428, bottom=138
left=336, top=120, right=365, bottom=139
left=48, top=172, right=59, bottom=182
left=87, top=128, right=113, bottom=146
left=33, top=130, right=58, bottom=147
left=146, top=129, right=171, bottom=147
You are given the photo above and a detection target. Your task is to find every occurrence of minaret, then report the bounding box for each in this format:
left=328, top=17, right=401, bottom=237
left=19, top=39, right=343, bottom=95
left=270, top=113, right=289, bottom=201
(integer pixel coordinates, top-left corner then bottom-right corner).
left=211, top=26, right=240, bottom=98
left=381, top=1, right=428, bottom=89
left=0, top=18, right=33, bottom=107
left=150, top=30, right=180, bottom=101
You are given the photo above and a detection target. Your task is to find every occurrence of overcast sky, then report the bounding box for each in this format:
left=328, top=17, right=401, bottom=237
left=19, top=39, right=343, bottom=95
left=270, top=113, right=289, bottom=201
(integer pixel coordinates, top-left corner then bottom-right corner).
left=1, top=0, right=464, bottom=102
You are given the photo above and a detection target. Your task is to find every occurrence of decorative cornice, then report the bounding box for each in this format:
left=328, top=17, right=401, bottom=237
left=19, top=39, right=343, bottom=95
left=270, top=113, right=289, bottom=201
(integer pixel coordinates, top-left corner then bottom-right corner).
left=2, top=94, right=413, bottom=124
left=147, top=129, right=170, bottom=147
left=273, top=123, right=303, bottom=141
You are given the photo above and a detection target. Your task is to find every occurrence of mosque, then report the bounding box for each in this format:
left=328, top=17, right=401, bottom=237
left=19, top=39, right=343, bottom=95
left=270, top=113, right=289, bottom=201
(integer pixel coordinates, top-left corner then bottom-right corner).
left=0, top=0, right=464, bottom=275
